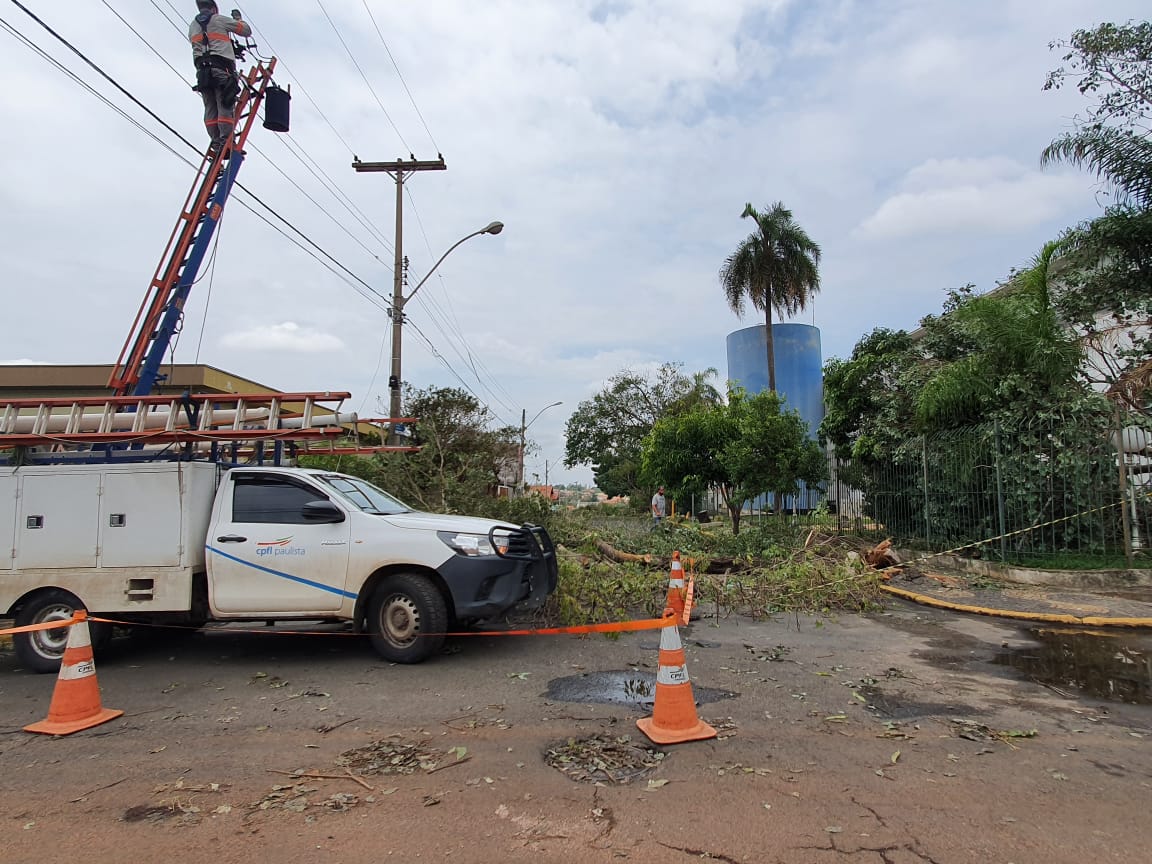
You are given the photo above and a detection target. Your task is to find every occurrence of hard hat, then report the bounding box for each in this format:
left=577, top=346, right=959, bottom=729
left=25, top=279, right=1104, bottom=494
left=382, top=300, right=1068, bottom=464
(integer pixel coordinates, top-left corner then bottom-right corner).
left=196, top=0, right=218, bottom=9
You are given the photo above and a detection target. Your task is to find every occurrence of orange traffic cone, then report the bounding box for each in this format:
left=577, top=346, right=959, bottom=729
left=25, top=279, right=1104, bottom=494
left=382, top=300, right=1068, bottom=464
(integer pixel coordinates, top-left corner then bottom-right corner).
left=636, top=621, right=717, bottom=745
left=663, top=551, right=686, bottom=621
left=25, top=611, right=123, bottom=736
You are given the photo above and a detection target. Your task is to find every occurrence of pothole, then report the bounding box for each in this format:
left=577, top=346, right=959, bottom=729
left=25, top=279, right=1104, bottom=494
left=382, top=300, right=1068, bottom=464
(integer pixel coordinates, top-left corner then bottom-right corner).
left=545, top=670, right=737, bottom=707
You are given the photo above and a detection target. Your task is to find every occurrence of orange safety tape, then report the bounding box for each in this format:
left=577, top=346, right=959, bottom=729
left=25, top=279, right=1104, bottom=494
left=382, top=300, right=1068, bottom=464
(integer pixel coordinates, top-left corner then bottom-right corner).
left=0, top=618, right=78, bottom=637
left=87, top=613, right=681, bottom=639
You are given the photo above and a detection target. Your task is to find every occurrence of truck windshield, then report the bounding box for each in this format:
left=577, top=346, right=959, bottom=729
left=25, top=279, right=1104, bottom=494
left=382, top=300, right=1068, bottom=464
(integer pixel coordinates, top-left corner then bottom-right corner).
left=317, top=475, right=411, bottom=515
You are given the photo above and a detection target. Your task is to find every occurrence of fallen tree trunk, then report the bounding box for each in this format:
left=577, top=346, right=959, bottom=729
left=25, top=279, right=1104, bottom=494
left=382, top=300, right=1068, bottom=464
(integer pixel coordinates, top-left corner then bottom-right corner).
left=594, top=539, right=653, bottom=565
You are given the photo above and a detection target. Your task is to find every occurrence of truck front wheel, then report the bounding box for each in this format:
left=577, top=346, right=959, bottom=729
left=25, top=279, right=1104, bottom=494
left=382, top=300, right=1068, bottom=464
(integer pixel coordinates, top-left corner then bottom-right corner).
left=13, top=590, right=111, bottom=674
left=367, top=574, right=448, bottom=663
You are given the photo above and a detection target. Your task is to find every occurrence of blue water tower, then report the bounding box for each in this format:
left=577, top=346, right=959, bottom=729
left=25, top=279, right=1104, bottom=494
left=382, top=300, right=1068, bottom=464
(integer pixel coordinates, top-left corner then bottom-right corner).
left=726, top=323, right=824, bottom=510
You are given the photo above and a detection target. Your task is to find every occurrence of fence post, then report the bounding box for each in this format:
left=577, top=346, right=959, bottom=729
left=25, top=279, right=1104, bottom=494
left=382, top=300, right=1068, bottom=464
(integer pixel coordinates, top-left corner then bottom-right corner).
left=922, top=437, right=930, bottom=548
left=993, top=419, right=1008, bottom=562
left=1114, top=404, right=1135, bottom=569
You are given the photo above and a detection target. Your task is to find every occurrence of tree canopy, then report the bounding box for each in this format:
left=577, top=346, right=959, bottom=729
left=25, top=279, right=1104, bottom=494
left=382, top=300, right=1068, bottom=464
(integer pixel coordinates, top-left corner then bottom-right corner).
left=1042, top=21, right=1152, bottom=208
left=563, top=364, right=721, bottom=499
left=641, top=389, right=826, bottom=534
left=1042, top=19, right=1152, bottom=413
left=303, top=385, right=517, bottom=514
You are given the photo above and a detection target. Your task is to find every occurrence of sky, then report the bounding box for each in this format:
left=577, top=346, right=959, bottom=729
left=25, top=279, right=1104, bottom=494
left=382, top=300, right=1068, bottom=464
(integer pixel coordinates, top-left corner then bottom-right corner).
left=0, top=0, right=1145, bottom=486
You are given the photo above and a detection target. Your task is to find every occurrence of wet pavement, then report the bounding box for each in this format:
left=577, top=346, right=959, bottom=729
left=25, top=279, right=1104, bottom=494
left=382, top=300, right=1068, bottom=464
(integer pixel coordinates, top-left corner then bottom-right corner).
left=993, top=627, right=1151, bottom=705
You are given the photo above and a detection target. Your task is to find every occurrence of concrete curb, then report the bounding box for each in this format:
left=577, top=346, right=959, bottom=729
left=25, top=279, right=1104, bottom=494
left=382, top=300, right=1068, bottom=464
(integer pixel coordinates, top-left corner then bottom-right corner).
left=880, top=583, right=1152, bottom=628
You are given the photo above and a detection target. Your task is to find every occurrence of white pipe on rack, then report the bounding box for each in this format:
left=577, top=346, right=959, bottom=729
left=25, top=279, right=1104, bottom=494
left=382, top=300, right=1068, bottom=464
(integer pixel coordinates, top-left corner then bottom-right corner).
left=2, top=408, right=357, bottom=435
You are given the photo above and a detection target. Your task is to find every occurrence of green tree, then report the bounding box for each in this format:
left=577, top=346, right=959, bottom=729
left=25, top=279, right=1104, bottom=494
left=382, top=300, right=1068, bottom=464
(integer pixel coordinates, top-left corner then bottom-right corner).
left=1054, top=209, right=1152, bottom=413
left=563, top=364, right=721, bottom=499
left=304, top=386, right=517, bottom=514
left=641, top=389, right=826, bottom=534
left=1040, top=21, right=1152, bottom=414
left=820, top=267, right=1109, bottom=547
left=719, top=202, right=821, bottom=393
left=915, top=245, right=1082, bottom=429
left=1042, top=21, right=1152, bottom=208
left=819, top=328, right=920, bottom=461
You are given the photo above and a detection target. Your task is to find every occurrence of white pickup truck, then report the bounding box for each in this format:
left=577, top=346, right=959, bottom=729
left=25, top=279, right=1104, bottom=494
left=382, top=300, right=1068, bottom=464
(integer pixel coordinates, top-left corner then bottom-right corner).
left=0, top=461, right=557, bottom=672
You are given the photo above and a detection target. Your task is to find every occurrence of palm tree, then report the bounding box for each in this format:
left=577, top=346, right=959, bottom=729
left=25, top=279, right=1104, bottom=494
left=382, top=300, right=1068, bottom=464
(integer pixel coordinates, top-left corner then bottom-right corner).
left=719, top=202, right=821, bottom=393
left=1042, top=128, right=1152, bottom=211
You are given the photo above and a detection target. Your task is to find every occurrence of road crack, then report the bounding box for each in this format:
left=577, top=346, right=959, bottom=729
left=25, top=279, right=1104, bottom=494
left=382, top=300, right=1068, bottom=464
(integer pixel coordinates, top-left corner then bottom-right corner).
left=656, top=841, right=748, bottom=863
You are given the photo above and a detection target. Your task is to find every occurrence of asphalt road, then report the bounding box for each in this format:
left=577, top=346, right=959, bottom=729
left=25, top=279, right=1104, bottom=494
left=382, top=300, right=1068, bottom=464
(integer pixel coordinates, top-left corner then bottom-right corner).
left=2, top=602, right=1150, bottom=864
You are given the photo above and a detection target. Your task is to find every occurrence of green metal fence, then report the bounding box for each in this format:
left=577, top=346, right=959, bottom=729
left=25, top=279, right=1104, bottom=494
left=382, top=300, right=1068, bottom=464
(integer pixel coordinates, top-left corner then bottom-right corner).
left=827, top=413, right=1151, bottom=568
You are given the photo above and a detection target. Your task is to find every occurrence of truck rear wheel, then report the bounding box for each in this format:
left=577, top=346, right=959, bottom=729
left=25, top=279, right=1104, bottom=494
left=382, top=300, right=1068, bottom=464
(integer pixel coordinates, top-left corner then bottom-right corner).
left=367, top=574, right=448, bottom=663
left=13, top=590, right=111, bottom=674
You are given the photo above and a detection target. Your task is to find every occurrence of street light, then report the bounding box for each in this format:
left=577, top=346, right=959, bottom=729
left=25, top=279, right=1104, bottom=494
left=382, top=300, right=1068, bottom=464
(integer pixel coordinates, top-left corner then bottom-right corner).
left=519, top=401, right=563, bottom=493
left=387, top=221, right=504, bottom=438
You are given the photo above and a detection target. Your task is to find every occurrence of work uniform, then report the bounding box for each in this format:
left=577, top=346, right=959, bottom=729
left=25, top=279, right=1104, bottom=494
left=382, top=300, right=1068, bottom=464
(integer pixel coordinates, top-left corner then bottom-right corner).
left=188, top=11, right=251, bottom=149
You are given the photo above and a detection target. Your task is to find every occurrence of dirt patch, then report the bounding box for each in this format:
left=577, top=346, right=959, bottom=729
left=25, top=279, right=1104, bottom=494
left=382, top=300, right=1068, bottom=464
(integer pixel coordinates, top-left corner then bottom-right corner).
left=544, top=734, right=665, bottom=784
left=335, top=735, right=469, bottom=776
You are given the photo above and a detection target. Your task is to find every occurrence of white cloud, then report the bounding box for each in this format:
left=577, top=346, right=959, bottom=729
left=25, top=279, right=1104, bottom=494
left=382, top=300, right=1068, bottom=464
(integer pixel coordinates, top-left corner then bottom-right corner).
left=854, top=158, right=1088, bottom=239
left=219, top=322, right=345, bottom=353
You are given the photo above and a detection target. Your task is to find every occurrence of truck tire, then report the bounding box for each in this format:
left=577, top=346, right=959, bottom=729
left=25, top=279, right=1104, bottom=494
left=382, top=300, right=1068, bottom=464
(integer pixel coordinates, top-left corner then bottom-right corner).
left=13, top=590, right=111, bottom=674
left=367, top=574, right=448, bottom=664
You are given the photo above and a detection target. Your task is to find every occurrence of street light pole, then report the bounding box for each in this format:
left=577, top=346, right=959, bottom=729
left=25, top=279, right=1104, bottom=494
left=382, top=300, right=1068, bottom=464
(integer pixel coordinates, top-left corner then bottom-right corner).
left=386, top=220, right=504, bottom=436
left=519, top=401, right=563, bottom=494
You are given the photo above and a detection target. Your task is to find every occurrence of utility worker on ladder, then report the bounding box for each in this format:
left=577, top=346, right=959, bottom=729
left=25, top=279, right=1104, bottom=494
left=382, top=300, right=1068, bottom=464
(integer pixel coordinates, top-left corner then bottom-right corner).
left=189, top=1, right=251, bottom=154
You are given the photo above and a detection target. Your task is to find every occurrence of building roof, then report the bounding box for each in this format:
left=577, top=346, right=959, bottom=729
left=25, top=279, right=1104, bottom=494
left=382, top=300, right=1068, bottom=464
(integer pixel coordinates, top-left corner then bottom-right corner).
left=0, top=363, right=278, bottom=399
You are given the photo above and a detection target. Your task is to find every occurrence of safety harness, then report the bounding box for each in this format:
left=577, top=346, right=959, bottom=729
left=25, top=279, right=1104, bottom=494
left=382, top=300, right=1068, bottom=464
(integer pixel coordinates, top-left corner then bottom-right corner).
left=192, top=12, right=239, bottom=107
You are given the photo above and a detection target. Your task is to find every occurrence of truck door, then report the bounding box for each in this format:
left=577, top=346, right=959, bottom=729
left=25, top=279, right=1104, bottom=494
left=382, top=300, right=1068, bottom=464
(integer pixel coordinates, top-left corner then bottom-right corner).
left=206, top=472, right=352, bottom=614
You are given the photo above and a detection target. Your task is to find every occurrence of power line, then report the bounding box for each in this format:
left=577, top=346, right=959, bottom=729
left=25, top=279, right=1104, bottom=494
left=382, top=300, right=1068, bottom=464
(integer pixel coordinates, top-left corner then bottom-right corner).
left=100, top=0, right=190, bottom=85
left=406, top=319, right=512, bottom=429
left=275, top=132, right=395, bottom=252
left=360, top=0, right=439, bottom=154
left=0, top=13, right=367, bottom=307
left=8, top=0, right=381, bottom=303
left=242, top=14, right=359, bottom=157
left=313, top=0, right=411, bottom=153
left=0, top=16, right=186, bottom=161
left=115, top=3, right=396, bottom=269
left=149, top=0, right=185, bottom=37
left=403, top=190, right=518, bottom=413
left=248, top=138, right=392, bottom=268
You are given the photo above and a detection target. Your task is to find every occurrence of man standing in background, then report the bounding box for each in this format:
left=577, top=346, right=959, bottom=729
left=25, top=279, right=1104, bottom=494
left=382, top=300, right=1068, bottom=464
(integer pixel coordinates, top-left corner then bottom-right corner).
left=651, top=486, right=666, bottom=528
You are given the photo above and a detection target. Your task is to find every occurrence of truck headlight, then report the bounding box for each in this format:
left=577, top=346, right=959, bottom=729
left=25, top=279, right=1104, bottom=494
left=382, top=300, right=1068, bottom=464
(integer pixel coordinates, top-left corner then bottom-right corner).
left=438, top=531, right=504, bottom=557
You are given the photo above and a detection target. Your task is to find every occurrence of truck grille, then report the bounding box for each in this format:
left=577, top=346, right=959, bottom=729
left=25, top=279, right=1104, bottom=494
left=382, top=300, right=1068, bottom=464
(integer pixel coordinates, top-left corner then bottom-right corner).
left=492, top=524, right=555, bottom=562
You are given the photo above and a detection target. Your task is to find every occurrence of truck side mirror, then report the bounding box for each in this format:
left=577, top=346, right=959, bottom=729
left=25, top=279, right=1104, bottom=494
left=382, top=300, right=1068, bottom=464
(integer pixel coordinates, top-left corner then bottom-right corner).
left=301, top=500, right=345, bottom=523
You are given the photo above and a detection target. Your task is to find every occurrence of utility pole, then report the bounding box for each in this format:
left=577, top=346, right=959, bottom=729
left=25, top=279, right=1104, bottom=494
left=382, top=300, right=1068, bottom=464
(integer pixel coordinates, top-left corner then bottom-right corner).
left=518, top=408, right=526, bottom=494
left=352, top=155, right=446, bottom=439
left=518, top=402, right=563, bottom=497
